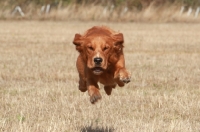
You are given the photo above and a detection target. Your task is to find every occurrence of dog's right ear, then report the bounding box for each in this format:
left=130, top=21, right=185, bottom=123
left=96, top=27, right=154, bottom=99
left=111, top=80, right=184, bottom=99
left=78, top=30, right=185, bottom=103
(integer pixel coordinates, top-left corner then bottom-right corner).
left=73, top=34, right=83, bottom=52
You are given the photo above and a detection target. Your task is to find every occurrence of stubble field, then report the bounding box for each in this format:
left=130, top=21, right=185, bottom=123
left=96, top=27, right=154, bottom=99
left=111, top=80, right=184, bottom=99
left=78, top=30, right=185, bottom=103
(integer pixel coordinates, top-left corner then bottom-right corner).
left=0, top=21, right=200, bottom=132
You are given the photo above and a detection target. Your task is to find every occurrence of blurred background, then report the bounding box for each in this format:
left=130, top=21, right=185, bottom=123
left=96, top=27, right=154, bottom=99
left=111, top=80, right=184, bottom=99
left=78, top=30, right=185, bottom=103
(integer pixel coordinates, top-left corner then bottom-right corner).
left=1, top=0, right=200, bottom=22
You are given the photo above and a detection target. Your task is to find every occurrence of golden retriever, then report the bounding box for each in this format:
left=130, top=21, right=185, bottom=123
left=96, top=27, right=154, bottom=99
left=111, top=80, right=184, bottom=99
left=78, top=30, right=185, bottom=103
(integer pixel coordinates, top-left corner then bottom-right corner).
left=73, top=26, right=131, bottom=104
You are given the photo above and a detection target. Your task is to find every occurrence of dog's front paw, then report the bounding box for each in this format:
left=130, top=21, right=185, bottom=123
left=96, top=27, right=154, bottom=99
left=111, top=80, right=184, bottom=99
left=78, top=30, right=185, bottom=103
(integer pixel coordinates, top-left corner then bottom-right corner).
left=119, top=69, right=131, bottom=84
left=88, top=88, right=102, bottom=104
left=90, top=92, right=102, bottom=104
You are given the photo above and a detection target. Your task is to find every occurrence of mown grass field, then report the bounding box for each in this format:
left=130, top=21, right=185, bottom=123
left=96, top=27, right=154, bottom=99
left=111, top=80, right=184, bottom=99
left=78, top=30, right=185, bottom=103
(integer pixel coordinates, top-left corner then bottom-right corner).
left=0, top=21, right=200, bottom=132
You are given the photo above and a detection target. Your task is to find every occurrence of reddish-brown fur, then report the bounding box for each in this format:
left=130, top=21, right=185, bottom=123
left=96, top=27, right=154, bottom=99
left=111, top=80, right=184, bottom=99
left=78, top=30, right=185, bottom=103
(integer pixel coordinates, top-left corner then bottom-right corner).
left=73, top=26, right=131, bottom=104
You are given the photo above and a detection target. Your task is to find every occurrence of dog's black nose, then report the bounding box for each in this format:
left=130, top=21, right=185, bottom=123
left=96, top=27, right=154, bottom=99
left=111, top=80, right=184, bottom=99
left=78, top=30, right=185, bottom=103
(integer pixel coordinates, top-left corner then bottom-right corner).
left=94, top=57, right=102, bottom=65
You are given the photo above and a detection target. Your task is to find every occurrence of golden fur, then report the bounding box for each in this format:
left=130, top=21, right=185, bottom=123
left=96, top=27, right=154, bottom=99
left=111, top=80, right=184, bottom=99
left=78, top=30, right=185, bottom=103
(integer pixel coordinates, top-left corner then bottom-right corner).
left=73, top=26, right=131, bottom=104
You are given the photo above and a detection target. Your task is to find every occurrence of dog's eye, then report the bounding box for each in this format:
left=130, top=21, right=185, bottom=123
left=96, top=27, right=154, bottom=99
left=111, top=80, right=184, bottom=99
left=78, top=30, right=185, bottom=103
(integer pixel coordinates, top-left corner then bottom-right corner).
left=103, top=46, right=109, bottom=51
left=88, top=46, right=94, bottom=51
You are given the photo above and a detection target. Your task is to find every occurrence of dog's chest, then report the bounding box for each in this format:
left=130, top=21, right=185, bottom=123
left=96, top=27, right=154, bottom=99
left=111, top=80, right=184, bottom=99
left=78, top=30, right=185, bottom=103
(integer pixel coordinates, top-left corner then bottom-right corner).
left=98, top=72, right=115, bottom=85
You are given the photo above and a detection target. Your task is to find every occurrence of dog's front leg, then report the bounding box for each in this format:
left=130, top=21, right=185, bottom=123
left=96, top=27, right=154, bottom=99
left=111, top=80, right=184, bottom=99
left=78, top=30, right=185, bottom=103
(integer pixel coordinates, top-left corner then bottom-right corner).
left=76, top=55, right=87, bottom=92
left=114, top=54, right=131, bottom=86
left=87, top=80, right=102, bottom=104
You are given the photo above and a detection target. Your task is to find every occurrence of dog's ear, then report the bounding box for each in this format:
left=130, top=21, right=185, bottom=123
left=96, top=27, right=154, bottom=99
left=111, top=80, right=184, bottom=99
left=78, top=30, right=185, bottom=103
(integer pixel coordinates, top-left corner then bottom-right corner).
left=73, top=34, right=83, bottom=52
left=112, top=33, right=124, bottom=52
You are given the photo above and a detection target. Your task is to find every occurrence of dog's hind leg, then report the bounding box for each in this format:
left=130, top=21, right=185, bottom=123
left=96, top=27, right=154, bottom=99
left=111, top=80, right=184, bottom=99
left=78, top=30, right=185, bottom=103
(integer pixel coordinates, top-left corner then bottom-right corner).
left=104, top=85, right=116, bottom=95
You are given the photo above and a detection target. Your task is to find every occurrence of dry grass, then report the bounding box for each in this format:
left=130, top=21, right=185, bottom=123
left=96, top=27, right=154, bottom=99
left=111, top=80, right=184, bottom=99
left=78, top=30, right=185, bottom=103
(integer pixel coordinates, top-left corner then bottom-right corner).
left=0, top=21, right=200, bottom=132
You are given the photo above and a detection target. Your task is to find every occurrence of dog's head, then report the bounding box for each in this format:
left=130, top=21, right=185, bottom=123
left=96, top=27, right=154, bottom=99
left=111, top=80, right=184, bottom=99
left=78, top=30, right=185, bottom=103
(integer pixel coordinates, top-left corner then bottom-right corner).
left=73, top=26, right=124, bottom=75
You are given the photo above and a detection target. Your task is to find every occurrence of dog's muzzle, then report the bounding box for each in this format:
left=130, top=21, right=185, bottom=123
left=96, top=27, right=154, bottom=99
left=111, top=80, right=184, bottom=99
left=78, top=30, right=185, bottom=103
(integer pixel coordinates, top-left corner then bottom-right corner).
left=92, top=57, right=105, bottom=75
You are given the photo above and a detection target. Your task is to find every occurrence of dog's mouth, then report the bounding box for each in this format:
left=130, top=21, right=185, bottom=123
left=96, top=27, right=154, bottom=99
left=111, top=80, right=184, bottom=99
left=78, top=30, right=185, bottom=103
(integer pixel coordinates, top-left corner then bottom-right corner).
left=92, top=67, right=104, bottom=75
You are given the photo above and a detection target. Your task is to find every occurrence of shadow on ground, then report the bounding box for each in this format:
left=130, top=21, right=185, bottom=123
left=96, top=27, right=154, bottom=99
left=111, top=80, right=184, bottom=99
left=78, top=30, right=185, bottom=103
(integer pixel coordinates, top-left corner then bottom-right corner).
left=80, top=126, right=114, bottom=132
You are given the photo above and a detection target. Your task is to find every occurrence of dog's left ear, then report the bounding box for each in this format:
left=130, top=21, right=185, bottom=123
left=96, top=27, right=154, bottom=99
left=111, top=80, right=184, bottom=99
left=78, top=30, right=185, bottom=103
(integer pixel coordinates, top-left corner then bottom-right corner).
left=112, top=33, right=124, bottom=52
left=73, top=34, right=83, bottom=52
